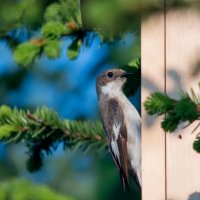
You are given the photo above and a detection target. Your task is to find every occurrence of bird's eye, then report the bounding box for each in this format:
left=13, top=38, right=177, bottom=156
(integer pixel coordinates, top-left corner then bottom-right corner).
left=107, top=72, right=113, bottom=78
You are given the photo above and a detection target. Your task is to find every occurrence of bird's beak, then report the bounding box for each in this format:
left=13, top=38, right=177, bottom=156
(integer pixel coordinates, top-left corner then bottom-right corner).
left=120, top=72, right=133, bottom=78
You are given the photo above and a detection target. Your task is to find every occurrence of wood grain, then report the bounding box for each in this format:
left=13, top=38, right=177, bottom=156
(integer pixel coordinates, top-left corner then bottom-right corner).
left=141, top=12, right=166, bottom=200
left=166, top=8, right=200, bottom=200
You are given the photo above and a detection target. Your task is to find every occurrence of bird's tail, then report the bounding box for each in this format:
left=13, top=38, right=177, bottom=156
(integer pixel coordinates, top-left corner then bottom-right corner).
left=120, top=173, right=130, bottom=191
left=130, top=170, right=141, bottom=192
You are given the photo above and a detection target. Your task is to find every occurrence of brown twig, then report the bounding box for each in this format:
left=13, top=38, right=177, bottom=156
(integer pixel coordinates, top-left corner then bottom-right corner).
left=183, top=120, right=195, bottom=129
left=192, top=121, right=200, bottom=133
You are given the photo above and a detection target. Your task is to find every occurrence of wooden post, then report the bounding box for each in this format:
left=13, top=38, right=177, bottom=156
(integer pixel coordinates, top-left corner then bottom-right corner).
left=142, top=4, right=200, bottom=200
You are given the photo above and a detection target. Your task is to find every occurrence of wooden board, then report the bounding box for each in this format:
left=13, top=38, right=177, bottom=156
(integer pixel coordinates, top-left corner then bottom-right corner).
left=166, top=8, right=200, bottom=200
left=142, top=4, right=200, bottom=200
left=141, top=12, right=166, bottom=200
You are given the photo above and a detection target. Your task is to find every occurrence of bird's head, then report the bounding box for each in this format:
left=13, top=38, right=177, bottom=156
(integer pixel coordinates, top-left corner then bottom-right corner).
left=96, top=69, right=132, bottom=97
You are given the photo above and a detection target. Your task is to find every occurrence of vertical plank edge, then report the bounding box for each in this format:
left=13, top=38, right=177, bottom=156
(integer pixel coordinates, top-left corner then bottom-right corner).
left=141, top=10, right=166, bottom=200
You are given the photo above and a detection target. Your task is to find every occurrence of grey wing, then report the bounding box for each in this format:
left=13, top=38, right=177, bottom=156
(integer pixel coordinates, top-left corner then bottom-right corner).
left=101, top=98, right=129, bottom=190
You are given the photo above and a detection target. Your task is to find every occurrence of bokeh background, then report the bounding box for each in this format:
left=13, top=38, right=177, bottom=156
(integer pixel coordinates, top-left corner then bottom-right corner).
left=0, top=26, right=140, bottom=200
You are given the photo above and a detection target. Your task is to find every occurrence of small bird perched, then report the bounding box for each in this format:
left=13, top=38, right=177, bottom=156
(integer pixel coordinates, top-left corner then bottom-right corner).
left=96, top=69, right=141, bottom=190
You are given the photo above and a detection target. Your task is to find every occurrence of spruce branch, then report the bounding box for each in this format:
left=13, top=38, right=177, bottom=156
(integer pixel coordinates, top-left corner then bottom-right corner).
left=13, top=0, right=88, bottom=66
left=144, top=83, right=200, bottom=153
left=11, top=0, right=143, bottom=66
left=122, top=58, right=141, bottom=97
left=0, top=105, right=106, bottom=172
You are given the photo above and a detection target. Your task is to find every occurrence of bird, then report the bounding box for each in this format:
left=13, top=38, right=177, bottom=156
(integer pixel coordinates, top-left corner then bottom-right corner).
left=96, top=69, right=141, bottom=190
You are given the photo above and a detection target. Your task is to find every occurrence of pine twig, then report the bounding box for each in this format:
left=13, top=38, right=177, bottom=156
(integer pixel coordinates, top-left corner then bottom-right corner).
left=0, top=105, right=106, bottom=172
left=192, top=121, right=200, bottom=133
left=144, top=83, right=200, bottom=153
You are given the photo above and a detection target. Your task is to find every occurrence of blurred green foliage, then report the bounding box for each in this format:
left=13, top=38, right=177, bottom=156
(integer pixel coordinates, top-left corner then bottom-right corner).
left=0, top=144, right=140, bottom=200
left=0, top=179, right=74, bottom=200
left=0, top=0, right=82, bottom=66
left=44, top=0, right=82, bottom=26
left=1, top=0, right=195, bottom=66
left=42, top=22, right=69, bottom=39
left=122, top=59, right=141, bottom=97
left=67, top=39, right=82, bottom=60
left=0, top=0, right=45, bottom=34
left=14, top=42, right=41, bottom=66
left=44, top=40, right=61, bottom=58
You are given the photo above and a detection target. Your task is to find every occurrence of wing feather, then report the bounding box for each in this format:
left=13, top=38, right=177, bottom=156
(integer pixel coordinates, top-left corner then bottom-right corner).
left=100, top=98, right=129, bottom=190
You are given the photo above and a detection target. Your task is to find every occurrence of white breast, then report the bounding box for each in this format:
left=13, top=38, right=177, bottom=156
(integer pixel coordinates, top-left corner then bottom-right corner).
left=118, top=94, right=141, bottom=184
